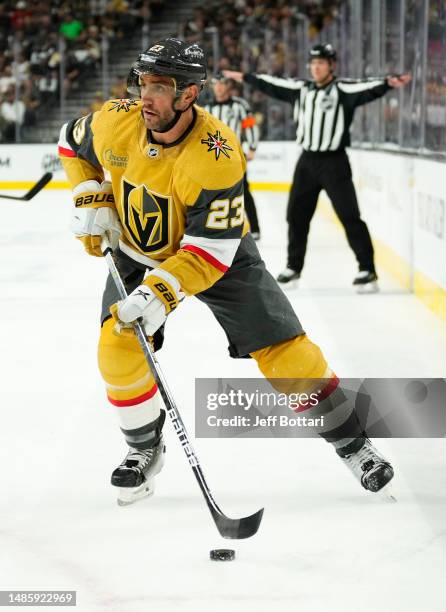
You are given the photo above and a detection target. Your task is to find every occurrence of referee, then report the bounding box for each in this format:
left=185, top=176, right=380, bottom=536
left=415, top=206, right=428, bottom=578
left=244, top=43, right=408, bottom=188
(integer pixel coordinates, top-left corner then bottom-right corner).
left=224, top=44, right=411, bottom=291
left=203, top=74, right=261, bottom=239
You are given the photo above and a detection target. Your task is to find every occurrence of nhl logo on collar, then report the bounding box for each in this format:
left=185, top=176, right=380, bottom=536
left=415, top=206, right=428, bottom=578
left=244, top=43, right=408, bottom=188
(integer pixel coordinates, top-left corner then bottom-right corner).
left=147, top=145, right=161, bottom=159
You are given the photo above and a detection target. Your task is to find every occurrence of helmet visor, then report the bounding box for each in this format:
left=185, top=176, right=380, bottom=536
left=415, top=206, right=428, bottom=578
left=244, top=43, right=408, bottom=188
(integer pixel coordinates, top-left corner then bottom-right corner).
left=137, top=75, right=176, bottom=98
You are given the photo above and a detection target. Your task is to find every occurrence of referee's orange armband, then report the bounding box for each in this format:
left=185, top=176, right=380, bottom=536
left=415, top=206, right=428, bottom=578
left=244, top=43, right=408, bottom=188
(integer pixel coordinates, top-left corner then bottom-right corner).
left=242, top=116, right=256, bottom=129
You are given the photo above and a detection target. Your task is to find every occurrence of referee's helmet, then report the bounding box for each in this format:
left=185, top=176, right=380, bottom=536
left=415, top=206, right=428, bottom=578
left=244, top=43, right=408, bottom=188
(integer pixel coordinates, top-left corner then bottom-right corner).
left=308, top=43, right=337, bottom=62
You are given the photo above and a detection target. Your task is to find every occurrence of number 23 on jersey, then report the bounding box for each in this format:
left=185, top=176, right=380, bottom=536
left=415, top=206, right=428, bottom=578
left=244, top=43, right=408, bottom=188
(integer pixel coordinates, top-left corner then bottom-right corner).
left=205, top=196, right=245, bottom=230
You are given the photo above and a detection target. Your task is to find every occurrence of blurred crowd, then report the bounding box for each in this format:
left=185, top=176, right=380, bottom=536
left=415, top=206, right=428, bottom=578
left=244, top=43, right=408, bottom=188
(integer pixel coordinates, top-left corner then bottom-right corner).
left=181, top=0, right=343, bottom=74
left=185, top=0, right=446, bottom=148
left=0, top=0, right=163, bottom=142
left=0, top=0, right=444, bottom=151
left=180, top=0, right=345, bottom=139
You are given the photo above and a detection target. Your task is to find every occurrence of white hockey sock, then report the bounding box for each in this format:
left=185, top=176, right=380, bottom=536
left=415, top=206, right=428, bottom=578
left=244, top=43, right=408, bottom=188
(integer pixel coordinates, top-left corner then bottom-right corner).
left=115, top=390, right=162, bottom=432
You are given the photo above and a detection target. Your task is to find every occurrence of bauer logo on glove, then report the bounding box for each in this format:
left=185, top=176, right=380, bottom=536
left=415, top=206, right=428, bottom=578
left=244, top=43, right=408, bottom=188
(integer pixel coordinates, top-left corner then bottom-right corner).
left=75, top=192, right=115, bottom=208
left=152, top=281, right=178, bottom=313
left=71, top=180, right=122, bottom=256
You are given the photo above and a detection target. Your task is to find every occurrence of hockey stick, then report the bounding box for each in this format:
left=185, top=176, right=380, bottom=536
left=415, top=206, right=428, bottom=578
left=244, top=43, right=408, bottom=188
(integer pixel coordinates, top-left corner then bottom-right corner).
left=102, top=239, right=264, bottom=539
left=0, top=172, right=53, bottom=201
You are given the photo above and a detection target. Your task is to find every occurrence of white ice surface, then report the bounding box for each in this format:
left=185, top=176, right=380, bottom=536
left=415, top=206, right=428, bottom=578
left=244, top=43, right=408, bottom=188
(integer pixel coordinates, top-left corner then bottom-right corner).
left=0, top=190, right=445, bottom=612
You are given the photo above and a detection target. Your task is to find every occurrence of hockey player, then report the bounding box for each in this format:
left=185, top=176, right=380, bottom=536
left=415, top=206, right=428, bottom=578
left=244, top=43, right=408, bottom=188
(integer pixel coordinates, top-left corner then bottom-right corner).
left=59, top=38, right=394, bottom=506
left=203, top=74, right=261, bottom=240
left=224, top=44, right=411, bottom=291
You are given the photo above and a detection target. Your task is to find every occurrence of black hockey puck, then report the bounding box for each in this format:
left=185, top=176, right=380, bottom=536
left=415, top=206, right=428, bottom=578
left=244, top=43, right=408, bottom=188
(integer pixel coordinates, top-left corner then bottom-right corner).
left=210, top=549, right=235, bottom=561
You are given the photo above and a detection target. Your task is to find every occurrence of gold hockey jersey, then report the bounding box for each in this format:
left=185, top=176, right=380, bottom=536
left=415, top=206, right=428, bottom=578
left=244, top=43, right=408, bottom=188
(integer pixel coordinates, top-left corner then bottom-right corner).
left=59, top=99, right=248, bottom=295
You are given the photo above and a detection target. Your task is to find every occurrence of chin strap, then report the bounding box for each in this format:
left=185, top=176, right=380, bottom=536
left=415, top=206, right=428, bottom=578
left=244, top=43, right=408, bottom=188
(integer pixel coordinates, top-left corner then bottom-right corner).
left=153, top=109, right=183, bottom=134
left=152, top=95, right=197, bottom=134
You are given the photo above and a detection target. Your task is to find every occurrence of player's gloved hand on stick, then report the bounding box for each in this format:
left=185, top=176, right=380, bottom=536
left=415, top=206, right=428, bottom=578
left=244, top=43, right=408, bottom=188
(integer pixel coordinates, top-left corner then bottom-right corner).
left=111, top=270, right=184, bottom=336
left=71, top=180, right=121, bottom=257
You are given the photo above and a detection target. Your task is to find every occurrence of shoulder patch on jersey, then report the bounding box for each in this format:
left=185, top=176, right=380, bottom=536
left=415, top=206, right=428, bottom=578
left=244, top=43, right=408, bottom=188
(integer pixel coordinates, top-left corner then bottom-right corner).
left=201, top=130, right=233, bottom=160
left=108, top=99, right=138, bottom=113
left=72, top=115, right=89, bottom=145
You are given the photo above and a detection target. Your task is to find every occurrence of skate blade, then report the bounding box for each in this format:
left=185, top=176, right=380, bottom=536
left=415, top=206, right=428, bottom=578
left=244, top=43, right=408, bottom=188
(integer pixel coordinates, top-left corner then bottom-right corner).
left=377, top=481, right=397, bottom=503
left=355, top=281, right=379, bottom=294
left=117, top=479, right=155, bottom=506
left=116, top=447, right=165, bottom=506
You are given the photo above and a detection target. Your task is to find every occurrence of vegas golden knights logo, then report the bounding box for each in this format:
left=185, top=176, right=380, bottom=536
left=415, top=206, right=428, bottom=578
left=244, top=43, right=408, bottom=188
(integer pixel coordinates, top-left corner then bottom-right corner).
left=123, top=179, right=170, bottom=253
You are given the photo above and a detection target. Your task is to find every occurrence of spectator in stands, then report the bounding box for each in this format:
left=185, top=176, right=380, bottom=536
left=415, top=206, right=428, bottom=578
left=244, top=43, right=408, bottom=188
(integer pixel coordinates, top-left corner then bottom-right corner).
left=105, top=0, right=137, bottom=36
left=0, top=87, right=26, bottom=141
left=16, top=51, right=30, bottom=83
left=0, top=0, right=169, bottom=139
left=37, top=69, right=58, bottom=100
left=0, top=4, right=10, bottom=44
left=72, top=37, right=100, bottom=71
left=0, top=65, right=15, bottom=94
left=59, top=13, right=84, bottom=40
left=10, top=1, right=32, bottom=31
left=22, top=71, right=41, bottom=109
left=62, top=49, right=83, bottom=93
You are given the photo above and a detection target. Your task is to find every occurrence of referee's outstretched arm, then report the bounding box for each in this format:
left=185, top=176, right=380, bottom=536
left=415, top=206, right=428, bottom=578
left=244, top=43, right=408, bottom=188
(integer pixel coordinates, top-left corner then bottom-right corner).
left=337, top=78, right=391, bottom=108
left=244, top=74, right=304, bottom=104
left=223, top=70, right=411, bottom=108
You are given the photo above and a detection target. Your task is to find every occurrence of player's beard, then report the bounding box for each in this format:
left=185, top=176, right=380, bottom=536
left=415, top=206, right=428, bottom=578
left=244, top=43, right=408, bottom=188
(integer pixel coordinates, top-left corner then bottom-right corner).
left=142, top=106, right=176, bottom=132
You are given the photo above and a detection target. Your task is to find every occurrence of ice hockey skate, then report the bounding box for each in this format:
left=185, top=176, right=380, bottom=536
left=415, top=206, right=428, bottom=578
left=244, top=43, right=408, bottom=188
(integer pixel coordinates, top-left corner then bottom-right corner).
left=111, top=437, right=166, bottom=506
left=353, top=270, right=379, bottom=294
left=337, top=437, right=394, bottom=494
left=277, top=267, right=300, bottom=286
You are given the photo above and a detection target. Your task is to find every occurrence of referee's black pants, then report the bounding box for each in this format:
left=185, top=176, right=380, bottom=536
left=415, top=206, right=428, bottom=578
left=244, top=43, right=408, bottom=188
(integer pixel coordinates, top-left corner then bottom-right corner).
left=286, top=150, right=375, bottom=275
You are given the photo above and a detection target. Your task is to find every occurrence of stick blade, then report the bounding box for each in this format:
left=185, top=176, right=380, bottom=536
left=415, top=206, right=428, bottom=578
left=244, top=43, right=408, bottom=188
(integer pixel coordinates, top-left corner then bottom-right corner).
left=212, top=506, right=264, bottom=539
left=0, top=172, right=53, bottom=201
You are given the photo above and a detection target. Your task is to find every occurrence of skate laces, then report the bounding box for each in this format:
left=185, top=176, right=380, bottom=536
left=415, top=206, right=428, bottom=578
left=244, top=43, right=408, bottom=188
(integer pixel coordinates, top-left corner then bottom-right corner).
left=125, top=447, right=155, bottom=469
left=358, top=441, right=377, bottom=462
left=346, top=440, right=382, bottom=468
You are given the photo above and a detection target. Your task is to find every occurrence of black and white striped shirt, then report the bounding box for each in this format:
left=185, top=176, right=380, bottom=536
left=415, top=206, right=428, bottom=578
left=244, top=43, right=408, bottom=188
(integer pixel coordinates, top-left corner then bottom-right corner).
left=244, top=73, right=391, bottom=151
left=203, top=96, right=259, bottom=150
